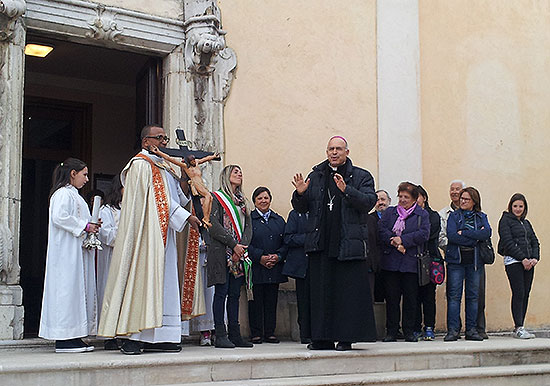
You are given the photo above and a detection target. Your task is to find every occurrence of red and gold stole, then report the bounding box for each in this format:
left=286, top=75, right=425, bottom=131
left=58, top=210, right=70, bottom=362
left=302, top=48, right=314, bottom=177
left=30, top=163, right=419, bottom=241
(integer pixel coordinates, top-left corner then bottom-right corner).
left=136, top=153, right=169, bottom=246
left=181, top=205, right=200, bottom=318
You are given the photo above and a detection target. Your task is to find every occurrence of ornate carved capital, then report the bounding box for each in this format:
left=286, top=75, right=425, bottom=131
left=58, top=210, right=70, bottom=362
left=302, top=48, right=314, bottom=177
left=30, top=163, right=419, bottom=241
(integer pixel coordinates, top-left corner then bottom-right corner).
left=0, top=0, right=25, bottom=41
left=184, top=2, right=227, bottom=75
left=86, top=4, right=123, bottom=42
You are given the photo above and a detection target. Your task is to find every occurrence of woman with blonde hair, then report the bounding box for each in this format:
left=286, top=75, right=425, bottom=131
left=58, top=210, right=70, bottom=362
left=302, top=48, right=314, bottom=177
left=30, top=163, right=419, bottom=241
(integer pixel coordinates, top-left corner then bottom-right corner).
left=207, top=165, right=253, bottom=348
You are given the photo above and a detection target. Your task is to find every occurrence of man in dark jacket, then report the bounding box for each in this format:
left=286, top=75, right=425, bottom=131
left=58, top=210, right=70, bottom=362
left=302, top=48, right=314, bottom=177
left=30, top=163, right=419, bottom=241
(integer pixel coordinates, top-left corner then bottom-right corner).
left=291, top=136, right=377, bottom=351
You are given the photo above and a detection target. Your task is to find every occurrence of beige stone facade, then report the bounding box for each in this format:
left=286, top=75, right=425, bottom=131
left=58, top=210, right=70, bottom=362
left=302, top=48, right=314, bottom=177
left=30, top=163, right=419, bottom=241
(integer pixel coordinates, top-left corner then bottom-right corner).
left=0, top=0, right=548, bottom=339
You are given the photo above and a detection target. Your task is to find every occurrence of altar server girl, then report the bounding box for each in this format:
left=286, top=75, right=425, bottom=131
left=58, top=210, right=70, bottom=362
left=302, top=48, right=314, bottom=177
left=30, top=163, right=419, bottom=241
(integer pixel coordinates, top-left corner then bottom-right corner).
left=39, top=158, right=100, bottom=353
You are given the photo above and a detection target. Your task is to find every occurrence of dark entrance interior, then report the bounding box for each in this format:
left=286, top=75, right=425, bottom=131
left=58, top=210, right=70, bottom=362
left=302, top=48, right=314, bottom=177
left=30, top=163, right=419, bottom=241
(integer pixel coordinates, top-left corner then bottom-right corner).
left=20, top=36, right=161, bottom=337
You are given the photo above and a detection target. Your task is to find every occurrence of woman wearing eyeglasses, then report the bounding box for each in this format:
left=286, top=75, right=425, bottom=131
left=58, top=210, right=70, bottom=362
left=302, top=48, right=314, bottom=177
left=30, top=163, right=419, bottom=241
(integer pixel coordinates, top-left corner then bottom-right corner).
left=444, top=187, right=492, bottom=342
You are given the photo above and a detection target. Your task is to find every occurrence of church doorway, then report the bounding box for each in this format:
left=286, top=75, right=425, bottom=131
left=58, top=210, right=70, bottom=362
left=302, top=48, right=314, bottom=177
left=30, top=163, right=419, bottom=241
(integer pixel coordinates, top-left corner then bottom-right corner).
left=20, top=35, right=162, bottom=337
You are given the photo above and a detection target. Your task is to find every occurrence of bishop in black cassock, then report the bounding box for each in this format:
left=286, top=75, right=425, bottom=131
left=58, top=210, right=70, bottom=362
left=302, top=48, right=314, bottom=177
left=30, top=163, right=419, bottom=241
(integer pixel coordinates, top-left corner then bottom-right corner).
left=291, top=136, right=377, bottom=351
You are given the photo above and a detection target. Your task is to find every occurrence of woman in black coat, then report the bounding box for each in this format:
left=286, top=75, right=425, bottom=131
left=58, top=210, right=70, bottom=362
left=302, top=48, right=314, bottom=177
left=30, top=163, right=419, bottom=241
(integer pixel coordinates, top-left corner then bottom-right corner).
left=282, top=209, right=311, bottom=344
left=247, top=187, right=287, bottom=344
left=414, top=185, right=441, bottom=341
left=497, top=193, right=540, bottom=339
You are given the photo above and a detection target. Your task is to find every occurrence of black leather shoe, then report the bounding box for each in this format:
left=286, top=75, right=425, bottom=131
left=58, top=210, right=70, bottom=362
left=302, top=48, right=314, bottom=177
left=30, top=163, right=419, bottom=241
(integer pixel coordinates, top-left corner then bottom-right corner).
left=396, top=329, right=404, bottom=340
left=250, top=336, right=263, bottom=344
left=465, top=329, right=484, bottom=341
left=478, top=330, right=489, bottom=340
left=307, top=341, right=335, bottom=350
left=444, top=330, right=459, bottom=342
left=404, top=334, right=418, bottom=342
left=264, top=336, right=280, bottom=344
left=335, top=342, right=352, bottom=351
left=143, top=342, right=182, bottom=352
left=104, top=339, right=119, bottom=351
left=383, top=335, right=397, bottom=342
left=120, top=340, right=143, bottom=355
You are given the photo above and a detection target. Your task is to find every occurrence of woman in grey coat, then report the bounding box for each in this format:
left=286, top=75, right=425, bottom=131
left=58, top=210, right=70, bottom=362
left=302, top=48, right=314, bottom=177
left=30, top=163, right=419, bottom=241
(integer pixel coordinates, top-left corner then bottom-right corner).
left=207, top=165, right=253, bottom=348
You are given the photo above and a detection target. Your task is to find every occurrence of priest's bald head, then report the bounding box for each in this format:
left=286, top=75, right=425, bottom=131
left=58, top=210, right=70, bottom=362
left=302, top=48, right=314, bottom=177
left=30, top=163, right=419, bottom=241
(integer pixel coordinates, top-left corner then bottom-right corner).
left=141, top=125, right=169, bottom=150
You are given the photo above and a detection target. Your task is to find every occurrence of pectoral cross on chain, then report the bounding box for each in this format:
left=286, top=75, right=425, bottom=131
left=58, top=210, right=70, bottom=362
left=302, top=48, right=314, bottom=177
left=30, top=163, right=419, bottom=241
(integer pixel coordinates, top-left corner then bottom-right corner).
left=327, top=191, right=335, bottom=211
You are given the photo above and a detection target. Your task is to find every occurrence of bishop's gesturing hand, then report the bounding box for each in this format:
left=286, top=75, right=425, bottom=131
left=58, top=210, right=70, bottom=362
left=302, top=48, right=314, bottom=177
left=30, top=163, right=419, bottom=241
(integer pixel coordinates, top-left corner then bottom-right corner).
left=292, top=173, right=310, bottom=195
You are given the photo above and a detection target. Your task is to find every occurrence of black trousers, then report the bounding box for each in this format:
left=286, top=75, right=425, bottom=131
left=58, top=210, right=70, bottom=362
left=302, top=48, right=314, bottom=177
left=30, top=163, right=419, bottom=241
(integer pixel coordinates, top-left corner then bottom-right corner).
left=248, top=283, right=279, bottom=338
left=213, top=270, right=244, bottom=327
left=415, top=282, right=436, bottom=331
left=505, top=263, right=534, bottom=328
left=295, top=276, right=311, bottom=340
left=383, top=270, right=418, bottom=336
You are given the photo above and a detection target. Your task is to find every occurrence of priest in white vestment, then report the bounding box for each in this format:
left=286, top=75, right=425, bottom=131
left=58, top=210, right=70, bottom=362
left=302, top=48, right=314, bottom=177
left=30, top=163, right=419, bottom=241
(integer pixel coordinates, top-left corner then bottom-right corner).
left=98, top=125, right=200, bottom=354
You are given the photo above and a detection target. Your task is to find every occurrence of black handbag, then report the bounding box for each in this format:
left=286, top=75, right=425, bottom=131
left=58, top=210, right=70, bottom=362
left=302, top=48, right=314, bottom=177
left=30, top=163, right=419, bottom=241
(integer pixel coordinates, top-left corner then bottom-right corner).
left=417, top=248, right=431, bottom=286
left=415, top=216, right=431, bottom=286
left=478, top=238, right=495, bottom=265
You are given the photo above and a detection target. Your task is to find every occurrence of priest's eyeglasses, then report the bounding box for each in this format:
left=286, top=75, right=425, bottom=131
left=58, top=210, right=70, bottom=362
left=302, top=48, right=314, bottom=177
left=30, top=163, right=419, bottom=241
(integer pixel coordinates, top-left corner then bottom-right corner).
left=146, top=135, right=169, bottom=142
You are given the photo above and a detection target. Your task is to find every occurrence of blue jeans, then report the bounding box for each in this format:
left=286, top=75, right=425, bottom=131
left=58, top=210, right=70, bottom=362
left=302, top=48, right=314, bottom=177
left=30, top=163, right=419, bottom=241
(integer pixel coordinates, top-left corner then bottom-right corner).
left=446, top=263, right=481, bottom=332
left=213, top=269, right=244, bottom=326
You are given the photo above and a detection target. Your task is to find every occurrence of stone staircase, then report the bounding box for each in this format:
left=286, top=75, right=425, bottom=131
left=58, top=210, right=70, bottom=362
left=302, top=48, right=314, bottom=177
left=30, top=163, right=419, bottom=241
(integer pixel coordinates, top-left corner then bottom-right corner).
left=1, top=337, right=550, bottom=385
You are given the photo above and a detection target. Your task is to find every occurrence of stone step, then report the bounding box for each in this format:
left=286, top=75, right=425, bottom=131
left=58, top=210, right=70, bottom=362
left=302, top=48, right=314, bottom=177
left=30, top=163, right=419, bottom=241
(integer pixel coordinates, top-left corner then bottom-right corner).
left=169, top=364, right=550, bottom=386
left=0, top=337, right=549, bottom=385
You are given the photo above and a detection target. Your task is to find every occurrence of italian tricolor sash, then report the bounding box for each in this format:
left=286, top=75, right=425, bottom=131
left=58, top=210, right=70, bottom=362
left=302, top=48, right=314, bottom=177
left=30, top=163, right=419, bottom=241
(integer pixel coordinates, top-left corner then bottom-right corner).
left=212, top=190, right=253, bottom=297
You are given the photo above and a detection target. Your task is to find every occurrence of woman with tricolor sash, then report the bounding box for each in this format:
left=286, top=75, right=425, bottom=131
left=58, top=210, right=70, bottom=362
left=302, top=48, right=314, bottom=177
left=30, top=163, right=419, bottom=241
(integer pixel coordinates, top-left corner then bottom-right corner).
left=207, top=165, right=253, bottom=348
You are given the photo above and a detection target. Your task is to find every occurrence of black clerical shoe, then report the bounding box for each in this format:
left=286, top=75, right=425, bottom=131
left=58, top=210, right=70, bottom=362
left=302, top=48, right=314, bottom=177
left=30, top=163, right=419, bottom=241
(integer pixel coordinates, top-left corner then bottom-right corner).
left=383, top=335, right=397, bottom=342
left=143, top=342, right=182, bottom=352
left=120, top=340, right=144, bottom=355
left=104, top=339, right=119, bottom=351
left=335, top=342, right=352, bottom=351
left=307, top=341, right=335, bottom=350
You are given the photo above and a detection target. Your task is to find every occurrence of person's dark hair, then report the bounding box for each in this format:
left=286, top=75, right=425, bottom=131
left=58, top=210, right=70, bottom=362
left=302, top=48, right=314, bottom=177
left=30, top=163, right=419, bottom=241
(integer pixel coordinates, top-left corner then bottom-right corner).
left=104, top=175, right=123, bottom=209
left=49, top=158, right=87, bottom=198
left=397, top=182, right=419, bottom=200
left=252, top=186, right=272, bottom=203
left=86, top=189, right=105, bottom=210
left=416, top=184, right=429, bottom=206
left=460, top=186, right=482, bottom=212
left=140, top=124, right=162, bottom=140
left=507, top=193, right=528, bottom=219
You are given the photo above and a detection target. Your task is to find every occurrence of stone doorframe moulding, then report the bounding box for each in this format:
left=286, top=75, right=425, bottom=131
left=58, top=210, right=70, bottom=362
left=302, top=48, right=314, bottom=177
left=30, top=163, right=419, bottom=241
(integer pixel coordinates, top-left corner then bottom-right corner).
left=25, top=0, right=185, bottom=54
left=0, top=0, right=26, bottom=339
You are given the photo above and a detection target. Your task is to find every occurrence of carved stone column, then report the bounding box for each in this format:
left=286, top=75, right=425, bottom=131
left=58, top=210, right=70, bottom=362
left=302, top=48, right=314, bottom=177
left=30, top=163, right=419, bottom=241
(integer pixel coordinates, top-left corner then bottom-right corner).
left=0, top=0, right=26, bottom=340
left=163, top=0, right=236, bottom=190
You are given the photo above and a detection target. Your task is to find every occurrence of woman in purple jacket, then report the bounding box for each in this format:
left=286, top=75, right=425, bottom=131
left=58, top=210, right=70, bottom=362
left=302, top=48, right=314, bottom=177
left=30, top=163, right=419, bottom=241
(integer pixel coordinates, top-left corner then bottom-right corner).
left=379, top=182, right=430, bottom=342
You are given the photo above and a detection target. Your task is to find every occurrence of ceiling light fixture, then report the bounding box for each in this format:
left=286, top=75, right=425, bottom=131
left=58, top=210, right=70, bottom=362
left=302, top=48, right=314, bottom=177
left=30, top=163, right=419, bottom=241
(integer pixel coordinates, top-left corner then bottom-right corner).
left=24, top=44, right=54, bottom=58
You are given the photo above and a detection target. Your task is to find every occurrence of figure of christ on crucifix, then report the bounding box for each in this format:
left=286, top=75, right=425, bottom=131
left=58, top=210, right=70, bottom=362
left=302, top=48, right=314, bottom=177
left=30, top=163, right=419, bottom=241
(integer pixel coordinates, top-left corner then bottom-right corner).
left=150, top=145, right=220, bottom=228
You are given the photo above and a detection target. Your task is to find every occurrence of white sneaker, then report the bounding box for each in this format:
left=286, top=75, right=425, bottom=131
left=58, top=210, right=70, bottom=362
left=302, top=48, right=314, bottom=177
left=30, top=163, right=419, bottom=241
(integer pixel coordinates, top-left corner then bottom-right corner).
left=513, top=327, right=535, bottom=339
